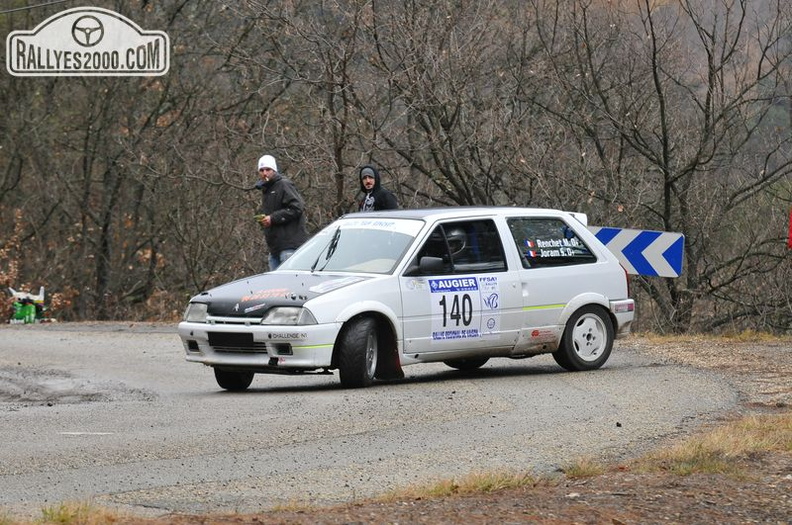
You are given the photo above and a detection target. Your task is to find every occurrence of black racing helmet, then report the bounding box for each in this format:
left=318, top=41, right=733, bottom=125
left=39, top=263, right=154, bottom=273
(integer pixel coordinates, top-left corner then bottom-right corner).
left=444, top=227, right=467, bottom=256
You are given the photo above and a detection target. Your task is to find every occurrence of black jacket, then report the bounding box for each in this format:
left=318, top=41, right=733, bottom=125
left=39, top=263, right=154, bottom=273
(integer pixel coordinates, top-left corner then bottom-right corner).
left=358, top=165, right=398, bottom=211
left=260, top=173, right=309, bottom=253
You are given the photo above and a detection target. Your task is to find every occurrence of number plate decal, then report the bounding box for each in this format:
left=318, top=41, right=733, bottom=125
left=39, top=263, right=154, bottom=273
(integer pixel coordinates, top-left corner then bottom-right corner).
left=429, top=276, right=500, bottom=341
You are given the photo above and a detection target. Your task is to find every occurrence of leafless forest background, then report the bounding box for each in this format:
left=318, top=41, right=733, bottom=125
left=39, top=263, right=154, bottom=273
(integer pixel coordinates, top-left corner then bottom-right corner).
left=1, top=0, right=790, bottom=334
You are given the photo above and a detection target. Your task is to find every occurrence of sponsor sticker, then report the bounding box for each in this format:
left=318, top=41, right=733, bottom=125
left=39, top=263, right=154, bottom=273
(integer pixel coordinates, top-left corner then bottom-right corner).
left=244, top=303, right=268, bottom=314
left=529, top=328, right=557, bottom=343
left=309, top=277, right=366, bottom=294
left=340, top=218, right=424, bottom=236
left=429, top=276, right=501, bottom=341
left=429, top=277, right=479, bottom=292
left=241, top=288, right=290, bottom=302
left=6, top=7, right=170, bottom=76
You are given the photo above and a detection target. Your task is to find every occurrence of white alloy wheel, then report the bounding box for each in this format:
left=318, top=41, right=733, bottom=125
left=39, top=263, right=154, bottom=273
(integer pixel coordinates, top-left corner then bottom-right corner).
left=553, top=305, right=614, bottom=371
left=570, top=312, right=609, bottom=362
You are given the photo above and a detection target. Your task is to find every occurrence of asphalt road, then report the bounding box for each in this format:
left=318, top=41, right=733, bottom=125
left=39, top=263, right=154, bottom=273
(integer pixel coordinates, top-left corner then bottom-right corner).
left=0, top=322, right=737, bottom=520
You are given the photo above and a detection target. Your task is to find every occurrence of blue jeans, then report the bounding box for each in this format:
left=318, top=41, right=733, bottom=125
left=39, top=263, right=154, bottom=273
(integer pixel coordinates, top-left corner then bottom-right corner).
left=268, top=249, right=295, bottom=271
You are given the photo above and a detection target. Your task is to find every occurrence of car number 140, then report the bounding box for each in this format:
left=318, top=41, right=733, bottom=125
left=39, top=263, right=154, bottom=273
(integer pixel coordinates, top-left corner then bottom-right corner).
left=429, top=276, right=501, bottom=342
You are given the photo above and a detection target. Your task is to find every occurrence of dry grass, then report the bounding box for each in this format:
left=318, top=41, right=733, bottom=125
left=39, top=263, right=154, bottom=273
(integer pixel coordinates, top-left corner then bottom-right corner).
left=33, top=502, right=125, bottom=525
left=378, top=470, right=558, bottom=502
left=632, top=412, right=792, bottom=476
left=637, top=331, right=792, bottom=344
left=560, top=456, right=608, bottom=479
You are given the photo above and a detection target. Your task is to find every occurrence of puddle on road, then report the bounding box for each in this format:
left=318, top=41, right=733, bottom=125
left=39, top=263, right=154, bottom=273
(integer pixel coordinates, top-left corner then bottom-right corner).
left=0, top=366, right=155, bottom=406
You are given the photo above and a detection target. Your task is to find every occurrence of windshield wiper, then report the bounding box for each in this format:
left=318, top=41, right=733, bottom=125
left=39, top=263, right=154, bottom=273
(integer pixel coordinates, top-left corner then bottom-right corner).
left=310, top=227, right=341, bottom=272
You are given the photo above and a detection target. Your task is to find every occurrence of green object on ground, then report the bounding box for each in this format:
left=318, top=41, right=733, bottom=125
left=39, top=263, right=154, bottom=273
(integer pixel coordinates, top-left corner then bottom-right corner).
left=22, top=303, right=36, bottom=323
left=11, top=301, right=25, bottom=320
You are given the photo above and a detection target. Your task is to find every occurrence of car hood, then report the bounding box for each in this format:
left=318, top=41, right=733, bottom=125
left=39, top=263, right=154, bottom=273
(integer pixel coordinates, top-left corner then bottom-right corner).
left=191, top=272, right=372, bottom=317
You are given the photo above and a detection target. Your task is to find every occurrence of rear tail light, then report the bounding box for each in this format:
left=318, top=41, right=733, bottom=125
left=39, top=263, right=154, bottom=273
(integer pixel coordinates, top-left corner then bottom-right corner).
left=614, top=302, right=634, bottom=313
left=622, top=265, right=631, bottom=297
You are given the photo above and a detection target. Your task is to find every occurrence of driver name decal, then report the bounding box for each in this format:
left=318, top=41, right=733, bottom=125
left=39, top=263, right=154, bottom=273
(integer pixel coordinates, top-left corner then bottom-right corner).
left=524, top=237, right=582, bottom=258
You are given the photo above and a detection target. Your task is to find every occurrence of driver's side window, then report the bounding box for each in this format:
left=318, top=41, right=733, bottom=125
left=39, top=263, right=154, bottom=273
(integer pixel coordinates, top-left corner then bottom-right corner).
left=405, top=220, right=506, bottom=276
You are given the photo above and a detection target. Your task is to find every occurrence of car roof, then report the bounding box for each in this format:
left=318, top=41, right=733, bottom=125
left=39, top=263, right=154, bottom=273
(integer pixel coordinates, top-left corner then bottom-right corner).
left=346, top=206, right=587, bottom=224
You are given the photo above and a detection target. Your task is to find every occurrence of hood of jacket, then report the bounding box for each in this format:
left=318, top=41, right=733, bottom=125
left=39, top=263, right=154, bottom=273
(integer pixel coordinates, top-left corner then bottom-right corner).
left=359, top=165, right=381, bottom=193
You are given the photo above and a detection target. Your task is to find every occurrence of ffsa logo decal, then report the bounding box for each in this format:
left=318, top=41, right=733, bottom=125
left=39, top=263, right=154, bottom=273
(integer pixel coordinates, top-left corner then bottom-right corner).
left=6, top=7, right=170, bottom=76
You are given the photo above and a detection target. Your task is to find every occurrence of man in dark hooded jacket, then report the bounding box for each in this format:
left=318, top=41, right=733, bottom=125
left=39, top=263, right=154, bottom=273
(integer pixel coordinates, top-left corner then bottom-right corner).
left=358, top=165, right=398, bottom=211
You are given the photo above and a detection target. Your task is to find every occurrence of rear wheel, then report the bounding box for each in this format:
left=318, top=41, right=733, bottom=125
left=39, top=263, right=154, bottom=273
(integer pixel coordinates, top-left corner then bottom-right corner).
left=553, top=305, right=614, bottom=371
left=338, top=317, right=379, bottom=388
left=444, top=357, right=489, bottom=371
left=214, top=368, right=254, bottom=391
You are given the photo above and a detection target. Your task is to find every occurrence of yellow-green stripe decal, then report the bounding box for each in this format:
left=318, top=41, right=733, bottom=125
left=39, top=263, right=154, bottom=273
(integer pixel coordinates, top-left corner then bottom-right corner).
left=523, top=304, right=566, bottom=311
left=293, top=344, right=334, bottom=350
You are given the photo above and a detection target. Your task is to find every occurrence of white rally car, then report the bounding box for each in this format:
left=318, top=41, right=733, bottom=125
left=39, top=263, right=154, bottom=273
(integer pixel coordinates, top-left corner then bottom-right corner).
left=179, top=207, right=635, bottom=390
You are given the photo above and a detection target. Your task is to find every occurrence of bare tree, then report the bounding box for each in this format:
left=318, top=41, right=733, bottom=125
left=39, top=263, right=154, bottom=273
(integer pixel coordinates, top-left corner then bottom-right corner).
left=350, top=0, right=549, bottom=207
left=524, top=0, right=792, bottom=332
left=1, top=0, right=789, bottom=332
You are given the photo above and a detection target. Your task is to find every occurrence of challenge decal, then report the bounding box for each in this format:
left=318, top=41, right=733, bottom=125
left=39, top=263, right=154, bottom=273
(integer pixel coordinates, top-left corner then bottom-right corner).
left=429, top=276, right=500, bottom=341
left=268, top=332, right=307, bottom=340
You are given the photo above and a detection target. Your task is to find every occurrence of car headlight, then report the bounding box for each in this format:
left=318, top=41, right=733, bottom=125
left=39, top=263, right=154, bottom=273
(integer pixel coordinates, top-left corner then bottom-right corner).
left=260, top=306, right=317, bottom=325
left=183, top=302, right=208, bottom=323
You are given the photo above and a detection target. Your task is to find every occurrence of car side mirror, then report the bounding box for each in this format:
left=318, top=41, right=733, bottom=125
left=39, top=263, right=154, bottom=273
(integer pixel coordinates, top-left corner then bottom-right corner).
left=419, top=256, right=445, bottom=275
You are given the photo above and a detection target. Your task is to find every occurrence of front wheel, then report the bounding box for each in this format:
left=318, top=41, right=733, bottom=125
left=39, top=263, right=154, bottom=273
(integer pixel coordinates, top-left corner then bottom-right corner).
left=553, top=306, right=614, bottom=371
left=214, top=368, right=254, bottom=391
left=338, top=317, right=379, bottom=388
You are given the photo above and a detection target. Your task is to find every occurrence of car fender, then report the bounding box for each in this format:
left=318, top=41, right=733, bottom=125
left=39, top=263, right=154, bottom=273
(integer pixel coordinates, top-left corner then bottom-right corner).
left=557, top=292, right=612, bottom=328
left=334, top=300, right=402, bottom=339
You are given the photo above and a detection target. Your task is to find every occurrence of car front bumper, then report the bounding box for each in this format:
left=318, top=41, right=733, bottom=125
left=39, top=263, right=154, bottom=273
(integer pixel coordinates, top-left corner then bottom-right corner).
left=178, top=320, right=342, bottom=371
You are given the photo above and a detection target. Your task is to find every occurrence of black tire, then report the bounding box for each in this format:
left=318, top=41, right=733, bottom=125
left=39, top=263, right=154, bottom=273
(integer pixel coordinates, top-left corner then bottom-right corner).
left=553, top=305, right=614, bottom=371
left=338, top=317, right=379, bottom=388
left=214, top=368, right=254, bottom=391
left=443, top=357, right=489, bottom=370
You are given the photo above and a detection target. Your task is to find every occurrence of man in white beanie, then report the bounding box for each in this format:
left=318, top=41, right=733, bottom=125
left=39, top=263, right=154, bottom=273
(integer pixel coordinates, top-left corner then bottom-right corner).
left=256, top=154, right=309, bottom=271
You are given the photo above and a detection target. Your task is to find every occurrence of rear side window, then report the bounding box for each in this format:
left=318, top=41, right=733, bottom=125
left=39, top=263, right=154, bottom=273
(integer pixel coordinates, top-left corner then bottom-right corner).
left=507, top=217, right=597, bottom=268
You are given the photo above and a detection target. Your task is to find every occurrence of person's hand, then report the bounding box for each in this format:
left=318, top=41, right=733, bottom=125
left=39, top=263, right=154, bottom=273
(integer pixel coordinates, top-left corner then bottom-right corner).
left=255, top=180, right=265, bottom=190
left=261, top=215, right=272, bottom=228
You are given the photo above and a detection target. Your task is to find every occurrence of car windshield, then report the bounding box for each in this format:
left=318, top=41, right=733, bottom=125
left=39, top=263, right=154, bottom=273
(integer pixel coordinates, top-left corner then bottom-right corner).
left=278, top=217, right=424, bottom=274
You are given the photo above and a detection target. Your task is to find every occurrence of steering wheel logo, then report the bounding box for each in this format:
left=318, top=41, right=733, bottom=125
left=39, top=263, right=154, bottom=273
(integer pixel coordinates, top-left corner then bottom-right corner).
left=71, top=15, right=104, bottom=47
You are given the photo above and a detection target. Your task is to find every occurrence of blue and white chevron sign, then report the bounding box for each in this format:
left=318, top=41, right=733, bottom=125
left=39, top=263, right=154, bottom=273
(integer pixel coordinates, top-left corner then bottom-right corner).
left=588, top=227, right=685, bottom=278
